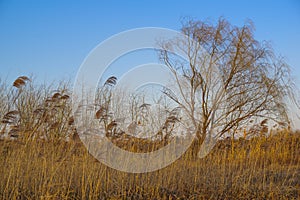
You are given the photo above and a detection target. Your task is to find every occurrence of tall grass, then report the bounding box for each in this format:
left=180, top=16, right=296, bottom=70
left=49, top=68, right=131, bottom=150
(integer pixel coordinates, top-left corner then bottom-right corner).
left=0, top=77, right=73, bottom=141
left=0, top=131, right=299, bottom=199
left=0, top=77, right=299, bottom=199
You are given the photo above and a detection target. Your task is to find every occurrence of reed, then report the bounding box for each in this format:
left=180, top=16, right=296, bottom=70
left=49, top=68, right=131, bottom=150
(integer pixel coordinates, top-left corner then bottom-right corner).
left=0, top=77, right=299, bottom=199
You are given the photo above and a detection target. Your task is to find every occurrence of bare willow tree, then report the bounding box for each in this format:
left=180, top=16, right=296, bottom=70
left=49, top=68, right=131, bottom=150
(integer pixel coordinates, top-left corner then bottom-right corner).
left=160, top=18, right=298, bottom=155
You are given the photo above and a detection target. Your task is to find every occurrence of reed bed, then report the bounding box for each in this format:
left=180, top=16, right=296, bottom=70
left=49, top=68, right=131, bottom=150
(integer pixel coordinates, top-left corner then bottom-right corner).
left=0, top=130, right=299, bottom=199
left=0, top=77, right=299, bottom=199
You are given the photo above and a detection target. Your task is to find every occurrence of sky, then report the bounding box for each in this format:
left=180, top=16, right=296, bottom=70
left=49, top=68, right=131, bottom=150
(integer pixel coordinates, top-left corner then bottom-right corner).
left=0, top=0, right=300, bottom=126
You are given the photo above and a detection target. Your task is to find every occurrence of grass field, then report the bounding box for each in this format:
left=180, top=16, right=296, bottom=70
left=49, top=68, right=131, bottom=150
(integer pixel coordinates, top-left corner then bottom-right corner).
left=0, top=130, right=299, bottom=199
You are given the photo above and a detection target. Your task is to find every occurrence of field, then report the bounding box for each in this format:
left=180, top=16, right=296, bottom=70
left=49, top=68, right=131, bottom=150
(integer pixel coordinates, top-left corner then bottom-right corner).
left=0, top=77, right=299, bottom=199
left=0, top=130, right=299, bottom=199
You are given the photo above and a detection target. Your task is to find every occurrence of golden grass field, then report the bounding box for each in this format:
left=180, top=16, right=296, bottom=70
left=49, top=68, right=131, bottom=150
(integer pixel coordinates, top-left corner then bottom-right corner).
left=0, top=130, right=299, bottom=200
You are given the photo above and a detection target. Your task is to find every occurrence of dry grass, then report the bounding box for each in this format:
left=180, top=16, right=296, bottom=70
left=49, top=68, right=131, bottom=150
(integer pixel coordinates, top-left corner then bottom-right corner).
left=0, top=131, right=299, bottom=200
left=0, top=77, right=299, bottom=199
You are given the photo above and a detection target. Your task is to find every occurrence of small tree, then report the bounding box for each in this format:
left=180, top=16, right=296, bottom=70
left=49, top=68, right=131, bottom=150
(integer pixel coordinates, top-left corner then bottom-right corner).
left=160, top=18, right=298, bottom=156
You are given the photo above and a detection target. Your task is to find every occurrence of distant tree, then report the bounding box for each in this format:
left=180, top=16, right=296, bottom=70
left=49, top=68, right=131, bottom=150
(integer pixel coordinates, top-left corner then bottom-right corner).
left=159, top=18, right=298, bottom=156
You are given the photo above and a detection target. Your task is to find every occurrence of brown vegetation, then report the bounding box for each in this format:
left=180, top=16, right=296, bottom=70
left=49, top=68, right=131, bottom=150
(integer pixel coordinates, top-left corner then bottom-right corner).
left=0, top=130, right=299, bottom=199
left=0, top=76, right=298, bottom=199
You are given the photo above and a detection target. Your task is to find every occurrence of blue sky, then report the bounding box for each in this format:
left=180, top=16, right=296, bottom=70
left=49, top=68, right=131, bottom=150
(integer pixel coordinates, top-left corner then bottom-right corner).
left=0, top=0, right=300, bottom=85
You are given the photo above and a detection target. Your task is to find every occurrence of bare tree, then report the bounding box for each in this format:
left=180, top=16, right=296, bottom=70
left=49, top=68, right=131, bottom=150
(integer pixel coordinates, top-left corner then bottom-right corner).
left=159, top=18, right=298, bottom=156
